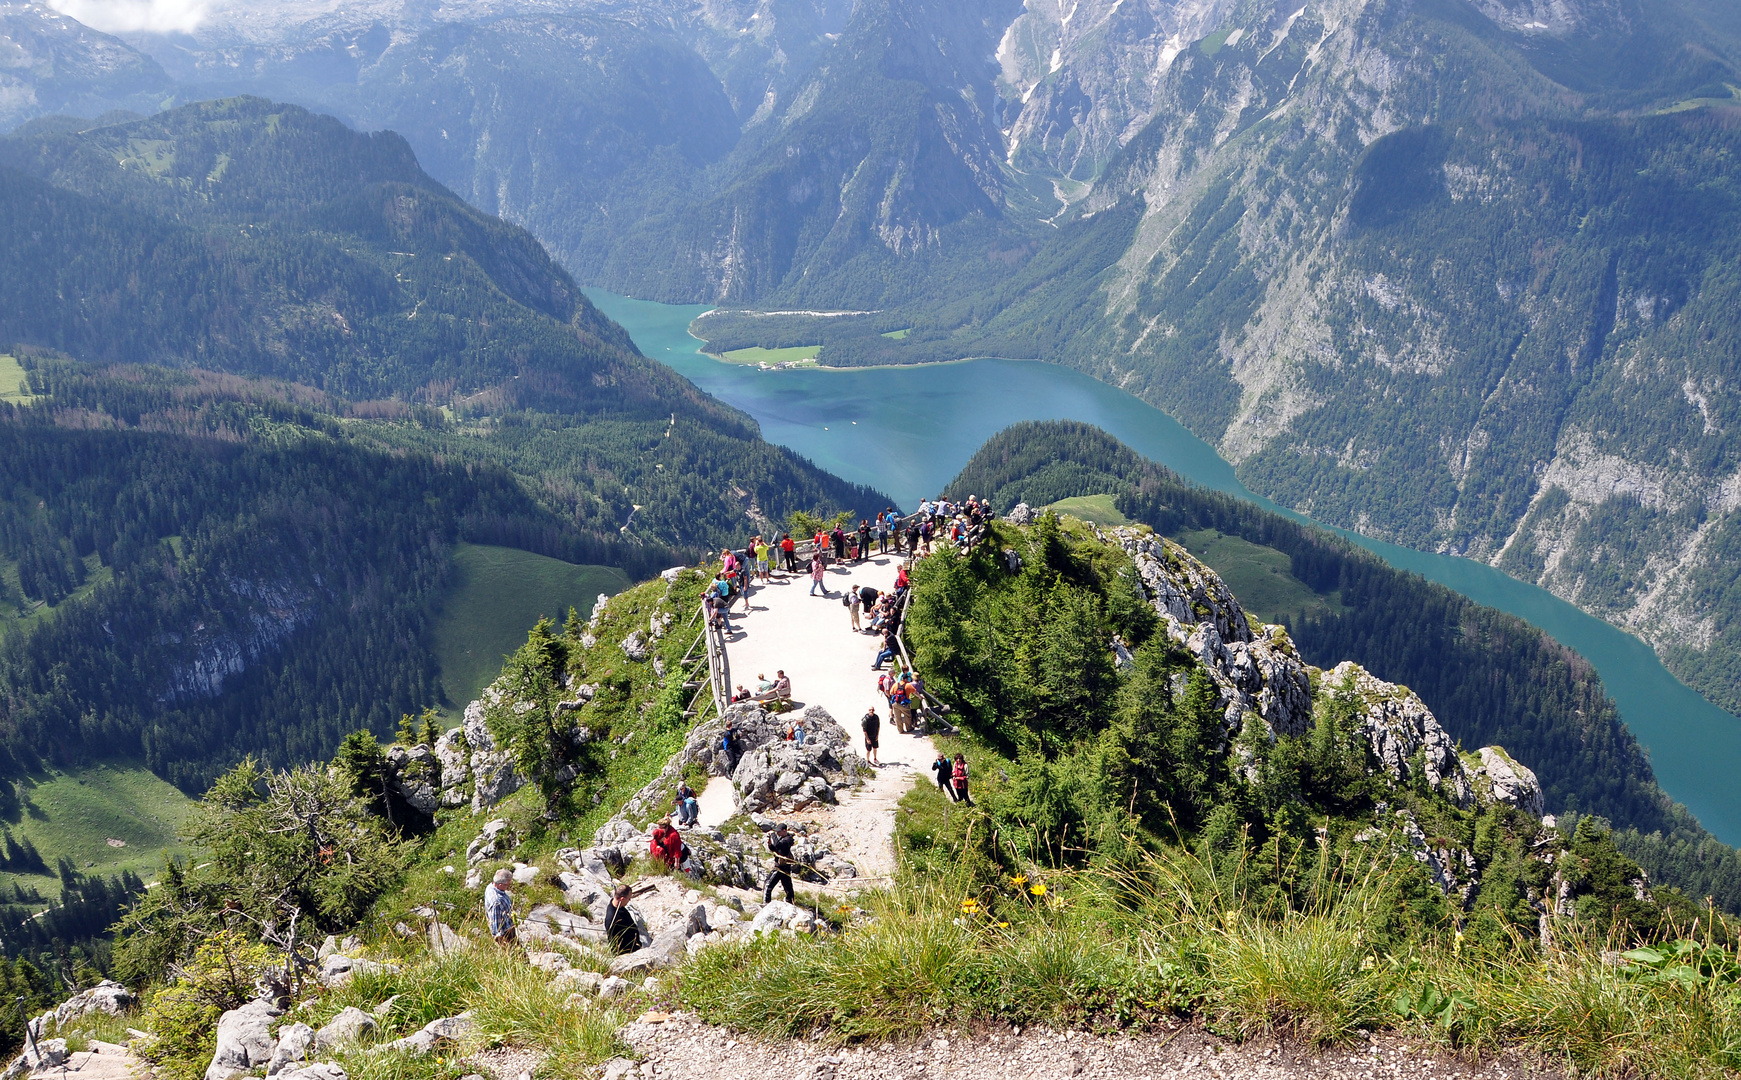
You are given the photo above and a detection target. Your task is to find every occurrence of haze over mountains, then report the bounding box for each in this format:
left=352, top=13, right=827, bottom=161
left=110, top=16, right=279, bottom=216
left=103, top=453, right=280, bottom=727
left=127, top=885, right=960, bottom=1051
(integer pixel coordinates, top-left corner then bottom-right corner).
left=9, top=0, right=1738, bottom=720
left=4, top=4, right=1741, bottom=720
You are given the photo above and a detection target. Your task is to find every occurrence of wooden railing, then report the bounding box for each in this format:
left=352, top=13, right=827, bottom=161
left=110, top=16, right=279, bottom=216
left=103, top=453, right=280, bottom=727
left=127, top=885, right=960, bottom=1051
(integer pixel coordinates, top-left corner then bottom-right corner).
left=680, top=599, right=730, bottom=722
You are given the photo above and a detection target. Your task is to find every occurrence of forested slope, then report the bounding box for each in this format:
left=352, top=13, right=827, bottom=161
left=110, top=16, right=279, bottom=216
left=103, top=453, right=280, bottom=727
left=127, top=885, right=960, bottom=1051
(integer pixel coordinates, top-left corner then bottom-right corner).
left=0, top=97, right=890, bottom=798
left=946, top=420, right=1741, bottom=910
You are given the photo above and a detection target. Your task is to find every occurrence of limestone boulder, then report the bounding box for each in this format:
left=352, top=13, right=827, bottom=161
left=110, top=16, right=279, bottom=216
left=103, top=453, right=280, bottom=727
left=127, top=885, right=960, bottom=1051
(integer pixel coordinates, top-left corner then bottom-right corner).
left=313, top=1007, right=375, bottom=1051
left=266, top=1023, right=313, bottom=1076
left=276, top=1066, right=346, bottom=1080
left=51, top=981, right=133, bottom=1027
left=204, top=998, right=281, bottom=1080
left=466, top=819, right=513, bottom=866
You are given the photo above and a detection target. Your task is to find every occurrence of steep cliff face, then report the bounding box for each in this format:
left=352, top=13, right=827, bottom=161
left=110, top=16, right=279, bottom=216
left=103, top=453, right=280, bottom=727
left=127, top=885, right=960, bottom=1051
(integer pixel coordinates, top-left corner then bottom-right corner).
left=995, top=0, right=1741, bottom=712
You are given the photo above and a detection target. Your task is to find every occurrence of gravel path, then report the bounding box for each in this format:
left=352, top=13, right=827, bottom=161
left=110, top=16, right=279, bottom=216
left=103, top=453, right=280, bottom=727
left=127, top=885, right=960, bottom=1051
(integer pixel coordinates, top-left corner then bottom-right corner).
left=612, top=1015, right=1566, bottom=1080
left=720, top=553, right=938, bottom=881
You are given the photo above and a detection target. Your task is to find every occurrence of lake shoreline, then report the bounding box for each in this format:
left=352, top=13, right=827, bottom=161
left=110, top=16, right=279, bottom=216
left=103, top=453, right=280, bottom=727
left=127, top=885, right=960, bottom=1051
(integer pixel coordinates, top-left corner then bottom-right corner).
left=588, top=287, right=1741, bottom=844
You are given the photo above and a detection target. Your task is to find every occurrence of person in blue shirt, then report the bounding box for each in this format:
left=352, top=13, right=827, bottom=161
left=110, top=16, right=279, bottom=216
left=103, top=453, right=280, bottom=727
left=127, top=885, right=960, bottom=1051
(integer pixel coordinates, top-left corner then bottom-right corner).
left=485, top=868, right=516, bottom=944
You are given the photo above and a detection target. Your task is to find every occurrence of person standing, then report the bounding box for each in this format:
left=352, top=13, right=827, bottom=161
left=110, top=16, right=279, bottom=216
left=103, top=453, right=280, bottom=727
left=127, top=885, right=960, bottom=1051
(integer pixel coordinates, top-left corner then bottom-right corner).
left=847, top=586, right=862, bottom=631
left=765, top=822, right=797, bottom=903
left=485, top=868, right=516, bottom=944
left=781, top=533, right=797, bottom=573
left=857, top=519, right=871, bottom=561
left=932, top=753, right=954, bottom=799
left=809, top=552, right=827, bottom=596
left=755, top=537, right=772, bottom=582
left=604, top=884, right=640, bottom=954
left=877, top=512, right=890, bottom=555
left=861, top=707, right=881, bottom=766
left=951, top=753, right=973, bottom=805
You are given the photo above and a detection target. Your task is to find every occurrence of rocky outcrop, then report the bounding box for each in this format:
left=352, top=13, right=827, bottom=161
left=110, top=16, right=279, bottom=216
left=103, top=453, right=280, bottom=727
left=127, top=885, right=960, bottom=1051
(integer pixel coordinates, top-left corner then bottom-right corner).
left=1356, top=809, right=1480, bottom=908
left=1324, top=661, right=1473, bottom=807
left=1115, top=528, right=1314, bottom=738
left=728, top=706, right=856, bottom=814
left=1469, top=746, right=1546, bottom=819
left=597, top=702, right=863, bottom=836
left=373, top=1013, right=473, bottom=1055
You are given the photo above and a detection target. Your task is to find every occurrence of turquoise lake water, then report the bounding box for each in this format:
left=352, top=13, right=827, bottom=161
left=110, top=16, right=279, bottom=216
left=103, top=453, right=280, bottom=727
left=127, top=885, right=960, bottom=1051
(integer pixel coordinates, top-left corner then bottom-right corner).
left=588, top=288, right=1741, bottom=844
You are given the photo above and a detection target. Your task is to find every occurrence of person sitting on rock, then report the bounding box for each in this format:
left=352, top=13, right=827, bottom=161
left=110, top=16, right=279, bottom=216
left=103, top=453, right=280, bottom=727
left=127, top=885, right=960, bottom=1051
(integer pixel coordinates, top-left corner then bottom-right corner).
left=604, top=884, right=639, bottom=954
left=674, top=782, right=699, bottom=827
left=485, top=867, right=516, bottom=945
left=650, top=820, right=683, bottom=869
left=731, top=684, right=751, bottom=703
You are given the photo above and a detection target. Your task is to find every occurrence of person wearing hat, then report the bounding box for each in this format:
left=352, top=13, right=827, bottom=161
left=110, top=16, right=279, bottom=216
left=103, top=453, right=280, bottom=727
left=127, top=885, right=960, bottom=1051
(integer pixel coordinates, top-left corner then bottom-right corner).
left=485, top=868, right=516, bottom=945
left=764, top=822, right=797, bottom=904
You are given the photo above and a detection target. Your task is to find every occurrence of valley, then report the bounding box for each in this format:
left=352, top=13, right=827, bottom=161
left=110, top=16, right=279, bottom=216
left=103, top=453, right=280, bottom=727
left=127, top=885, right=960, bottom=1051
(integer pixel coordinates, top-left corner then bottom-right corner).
left=593, top=289, right=1741, bottom=845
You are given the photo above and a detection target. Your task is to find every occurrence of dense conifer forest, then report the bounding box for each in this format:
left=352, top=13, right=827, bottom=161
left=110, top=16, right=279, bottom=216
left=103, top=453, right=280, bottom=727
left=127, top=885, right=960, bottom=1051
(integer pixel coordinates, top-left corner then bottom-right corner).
left=946, top=420, right=1741, bottom=911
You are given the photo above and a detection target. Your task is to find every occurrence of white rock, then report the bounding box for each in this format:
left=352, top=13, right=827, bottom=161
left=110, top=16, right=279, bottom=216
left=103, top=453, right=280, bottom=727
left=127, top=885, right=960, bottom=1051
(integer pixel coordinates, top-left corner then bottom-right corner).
left=512, top=864, right=541, bottom=884
left=276, top=1065, right=347, bottom=1080
left=204, top=999, right=281, bottom=1080
left=312, top=1007, right=375, bottom=1050
left=1472, top=746, right=1546, bottom=818
left=266, top=1023, right=313, bottom=1075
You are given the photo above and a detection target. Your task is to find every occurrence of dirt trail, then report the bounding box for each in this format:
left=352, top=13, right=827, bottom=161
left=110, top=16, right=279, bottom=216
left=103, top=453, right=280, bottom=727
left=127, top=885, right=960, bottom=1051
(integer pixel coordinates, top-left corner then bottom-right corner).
left=716, top=551, right=938, bottom=883
left=614, top=1015, right=1565, bottom=1080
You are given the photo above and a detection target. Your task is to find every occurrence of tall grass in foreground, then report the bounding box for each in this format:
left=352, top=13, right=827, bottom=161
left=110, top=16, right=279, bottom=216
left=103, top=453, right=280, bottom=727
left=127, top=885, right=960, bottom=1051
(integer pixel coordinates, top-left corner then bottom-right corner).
left=309, top=949, right=633, bottom=1080
left=679, top=845, right=1741, bottom=1078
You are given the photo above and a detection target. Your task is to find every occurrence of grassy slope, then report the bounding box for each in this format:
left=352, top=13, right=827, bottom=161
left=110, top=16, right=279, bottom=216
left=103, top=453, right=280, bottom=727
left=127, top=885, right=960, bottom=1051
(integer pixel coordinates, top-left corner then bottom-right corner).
left=1044, top=494, right=1128, bottom=525
left=0, top=356, right=28, bottom=403
left=1172, top=527, right=1347, bottom=624
left=0, top=765, right=193, bottom=891
left=429, top=545, right=631, bottom=720
left=0, top=553, right=113, bottom=638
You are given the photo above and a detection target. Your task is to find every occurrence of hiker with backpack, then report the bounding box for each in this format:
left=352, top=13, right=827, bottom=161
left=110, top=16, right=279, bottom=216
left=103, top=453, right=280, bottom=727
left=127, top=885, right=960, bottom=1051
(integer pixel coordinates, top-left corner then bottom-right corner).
left=932, top=753, right=954, bottom=800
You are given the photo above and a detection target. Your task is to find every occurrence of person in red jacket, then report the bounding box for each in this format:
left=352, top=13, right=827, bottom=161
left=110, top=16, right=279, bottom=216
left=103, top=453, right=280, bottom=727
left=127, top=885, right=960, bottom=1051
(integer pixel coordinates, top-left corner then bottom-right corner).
left=650, top=821, right=683, bottom=869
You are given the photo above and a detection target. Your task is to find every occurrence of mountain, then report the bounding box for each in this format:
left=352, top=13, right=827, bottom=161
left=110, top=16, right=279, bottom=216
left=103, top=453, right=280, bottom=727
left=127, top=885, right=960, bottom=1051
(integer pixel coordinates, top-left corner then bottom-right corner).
left=7, top=0, right=1741, bottom=822
left=944, top=419, right=1741, bottom=912
left=84, top=512, right=1730, bottom=1079
left=0, top=2, right=169, bottom=130
left=0, top=97, right=890, bottom=803
left=0, top=97, right=887, bottom=548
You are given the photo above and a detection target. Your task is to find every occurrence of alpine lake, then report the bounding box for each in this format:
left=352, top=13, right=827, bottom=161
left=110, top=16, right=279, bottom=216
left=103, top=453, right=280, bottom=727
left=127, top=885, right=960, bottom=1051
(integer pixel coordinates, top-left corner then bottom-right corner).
left=587, top=289, right=1741, bottom=845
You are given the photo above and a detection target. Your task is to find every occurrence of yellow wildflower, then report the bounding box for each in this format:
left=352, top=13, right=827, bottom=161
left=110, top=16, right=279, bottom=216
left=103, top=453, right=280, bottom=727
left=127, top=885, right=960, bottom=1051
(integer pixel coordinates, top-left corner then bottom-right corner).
left=960, top=898, right=981, bottom=915
left=1028, top=881, right=1047, bottom=897
left=1010, top=873, right=1028, bottom=887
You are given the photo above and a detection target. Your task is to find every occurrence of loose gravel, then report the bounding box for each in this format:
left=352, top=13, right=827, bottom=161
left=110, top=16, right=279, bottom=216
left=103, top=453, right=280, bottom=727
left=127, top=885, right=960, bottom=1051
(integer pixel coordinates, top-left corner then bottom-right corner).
left=607, top=1013, right=1568, bottom=1080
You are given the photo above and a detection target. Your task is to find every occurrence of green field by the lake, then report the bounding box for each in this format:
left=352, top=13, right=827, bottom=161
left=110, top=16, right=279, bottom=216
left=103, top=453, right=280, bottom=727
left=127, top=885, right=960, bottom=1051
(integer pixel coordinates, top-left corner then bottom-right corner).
left=716, top=345, right=821, bottom=365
